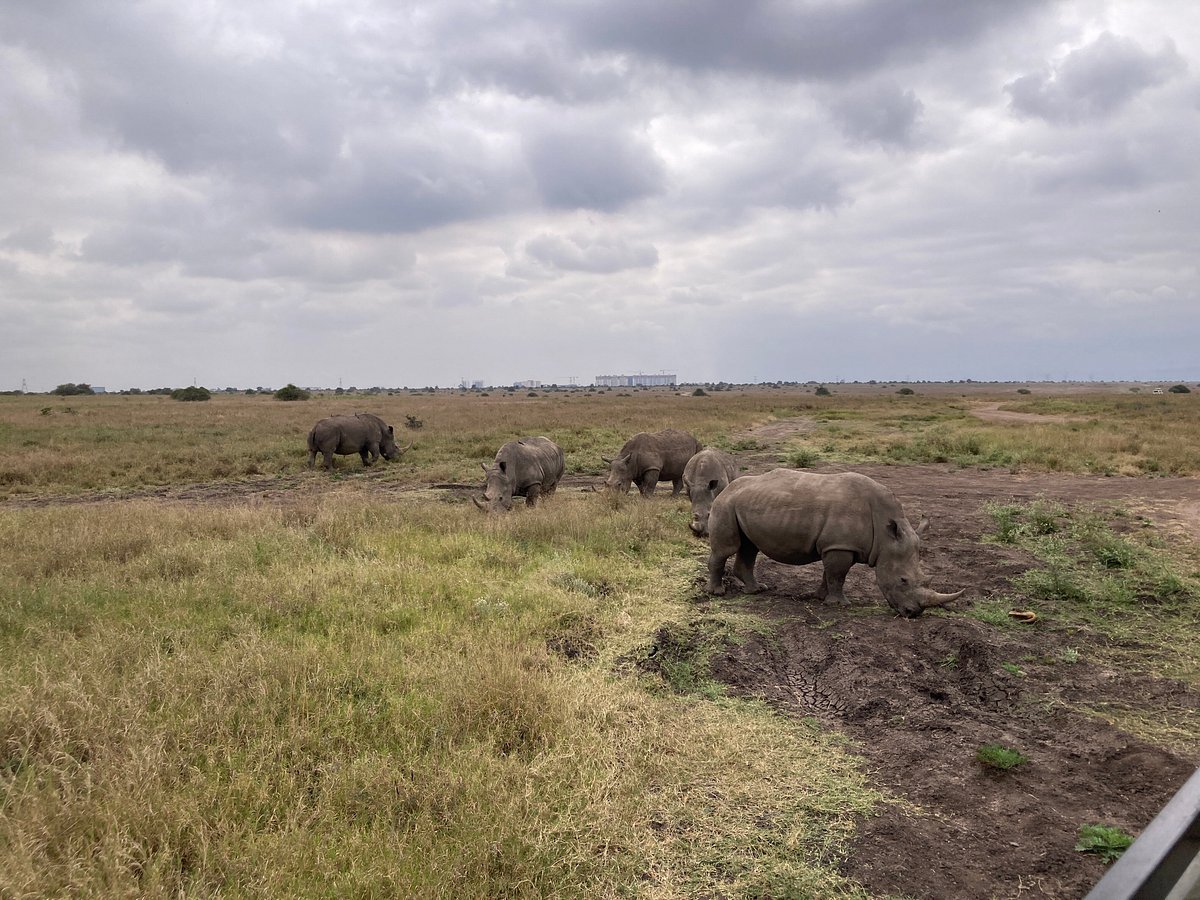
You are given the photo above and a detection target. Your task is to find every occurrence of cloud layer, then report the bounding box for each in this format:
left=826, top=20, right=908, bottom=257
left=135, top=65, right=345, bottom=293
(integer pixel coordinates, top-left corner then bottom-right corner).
left=1, top=0, right=1198, bottom=389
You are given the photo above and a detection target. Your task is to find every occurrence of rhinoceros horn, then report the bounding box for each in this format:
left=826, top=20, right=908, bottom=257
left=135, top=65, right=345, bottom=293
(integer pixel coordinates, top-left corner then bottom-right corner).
left=400, top=441, right=414, bottom=453
left=918, top=588, right=965, bottom=609
left=472, top=496, right=487, bottom=511
left=601, top=455, right=613, bottom=464
left=481, top=462, right=490, bottom=473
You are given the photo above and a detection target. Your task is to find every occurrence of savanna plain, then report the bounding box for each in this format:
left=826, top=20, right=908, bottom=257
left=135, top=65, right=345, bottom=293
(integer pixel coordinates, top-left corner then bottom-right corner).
left=2, top=385, right=1199, bottom=898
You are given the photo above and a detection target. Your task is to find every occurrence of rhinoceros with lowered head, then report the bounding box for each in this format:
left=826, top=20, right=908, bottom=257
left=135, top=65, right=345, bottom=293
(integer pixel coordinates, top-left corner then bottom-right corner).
left=683, top=448, right=740, bottom=537
left=474, top=436, right=565, bottom=512
left=706, top=469, right=964, bottom=618
left=307, top=413, right=411, bottom=470
left=602, top=429, right=701, bottom=497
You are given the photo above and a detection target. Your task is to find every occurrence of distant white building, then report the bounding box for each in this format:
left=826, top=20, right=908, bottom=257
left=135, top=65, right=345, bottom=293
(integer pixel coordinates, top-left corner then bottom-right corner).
left=91, top=386, right=107, bottom=393
left=595, top=373, right=676, bottom=387
left=514, top=379, right=542, bottom=388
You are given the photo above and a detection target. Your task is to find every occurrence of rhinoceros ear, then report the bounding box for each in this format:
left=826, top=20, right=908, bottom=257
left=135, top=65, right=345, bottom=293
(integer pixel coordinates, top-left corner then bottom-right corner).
left=388, top=425, right=394, bottom=435
left=915, top=517, right=931, bottom=538
left=498, top=460, right=507, bottom=473
left=708, top=479, right=720, bottom=492
left=887, top=519, right=902, bottom=541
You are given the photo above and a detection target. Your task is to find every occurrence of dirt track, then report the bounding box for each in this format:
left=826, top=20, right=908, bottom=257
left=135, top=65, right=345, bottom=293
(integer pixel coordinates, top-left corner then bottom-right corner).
left=6, top=426, right=1200, bottom=898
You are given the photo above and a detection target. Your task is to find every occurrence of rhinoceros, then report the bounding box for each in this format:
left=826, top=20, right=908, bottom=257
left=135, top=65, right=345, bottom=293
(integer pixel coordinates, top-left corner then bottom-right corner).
left=706, top=469, right=964, bottom=618
left=602, top=429, right=701, bottom=497
left=473, top=436, right=565, bottom=512
left=683, top=448, right=740, bottom=537
left=306, top=413, right=411, bottom=470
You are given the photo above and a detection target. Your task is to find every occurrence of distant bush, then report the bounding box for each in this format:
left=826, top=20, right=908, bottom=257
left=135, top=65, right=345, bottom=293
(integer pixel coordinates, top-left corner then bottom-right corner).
left=1168, top=384, right=1191, bottom=394
left=52, top=383, right=94, bottom=396
left=814, top=385, right=832, bottom=397
left=274, top=383, right=311, bottom=401
left=171, top=386, right=211, bottom=402
left=1017, top=388, right=1032, bottom=395
left=785, top=448, right=819, bottom=468
left=896, top=387, right=915, bottom=395
left=692, top=388, right=708, bottom=397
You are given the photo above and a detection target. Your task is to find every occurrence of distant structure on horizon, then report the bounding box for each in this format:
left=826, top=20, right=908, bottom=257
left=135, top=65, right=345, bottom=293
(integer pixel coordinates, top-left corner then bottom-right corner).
left=595, top=373, right=676, bottom=387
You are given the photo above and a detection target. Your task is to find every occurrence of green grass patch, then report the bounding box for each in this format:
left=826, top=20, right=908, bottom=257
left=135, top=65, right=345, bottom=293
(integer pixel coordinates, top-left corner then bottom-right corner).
left=975, top=744, right=1029, bottom=770
left=1074, top=824, right=1134, bottom=863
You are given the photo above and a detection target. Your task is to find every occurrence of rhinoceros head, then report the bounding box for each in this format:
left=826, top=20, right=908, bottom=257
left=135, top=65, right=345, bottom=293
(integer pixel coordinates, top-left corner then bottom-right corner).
left=601, top=454, right=636, bottom=493
left=380, top=427, right=413, bottom=461
left=687, top=477, right=725, bottom=537
left=473, top=461, right=514, bottom=513
left=874, top=517, right=964, bottom=618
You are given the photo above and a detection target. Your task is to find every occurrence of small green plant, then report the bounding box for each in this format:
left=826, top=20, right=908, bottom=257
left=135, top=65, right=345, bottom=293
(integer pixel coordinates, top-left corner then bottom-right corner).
left=273, top=383, right=310, bottom=401
left=976, top=744, right=1029, bottom=770
left=785, top=447, right=819, bottom=468
left=1075, top=824, right=1134, bottom=863
left=1059, top=646, right=1080, bottom=664
left=1000, top=662, right=1025, bottom=677
left=939, top=654, right=958, bottom=670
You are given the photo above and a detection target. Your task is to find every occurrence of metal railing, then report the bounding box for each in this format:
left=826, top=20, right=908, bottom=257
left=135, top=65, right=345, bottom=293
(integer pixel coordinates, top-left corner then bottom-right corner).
left=1085, top=767, right=1200, bottom=899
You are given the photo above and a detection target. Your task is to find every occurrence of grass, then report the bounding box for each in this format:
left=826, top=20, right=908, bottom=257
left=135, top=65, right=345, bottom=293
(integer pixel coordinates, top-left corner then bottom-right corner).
left=0, top=492, right=882, bottom=897
left=1075, top=824, right=1135, bottom=863
left=975, top=744, right=1029, bottom=771
left=5, top=388, right=1200, bottom=499
left=978, top=498, right=1200, bottom=749
left=5, top=386, right=1200, bottom=893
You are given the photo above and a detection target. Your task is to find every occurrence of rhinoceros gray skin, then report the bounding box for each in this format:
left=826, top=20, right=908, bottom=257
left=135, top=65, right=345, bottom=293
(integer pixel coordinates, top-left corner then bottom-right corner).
left=602, top=429, right=701, bottom=497
left=306, top=414, right=410, bottom=470
left=683, top=448, right=740, bottom=537
left=473, top=436, right=565, bottom=512
left=706, top=469, right=964, bottom=618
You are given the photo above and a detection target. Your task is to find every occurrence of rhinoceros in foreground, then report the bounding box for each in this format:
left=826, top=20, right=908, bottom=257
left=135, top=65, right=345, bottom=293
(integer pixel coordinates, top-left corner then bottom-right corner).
left=706, top=469, right=964, bottom=618
left=683, top=448, right=740, bottom=537
left=307, top=414, right=410, bottom=470
left=474, top=436, right=565, bottom=512
left=602, top=429, right=701, bottom=497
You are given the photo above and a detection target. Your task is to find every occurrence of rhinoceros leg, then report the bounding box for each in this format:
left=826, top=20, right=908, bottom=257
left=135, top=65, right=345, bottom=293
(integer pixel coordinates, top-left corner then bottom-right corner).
left=524, top=484, right=542, bottom=508
left=670, top=476, right=684, bottom=496
left=817, top=550, right=854, bottom=605
left=323, top=449, right=335, bottom=470
left=732, top=540, right=760, bottom=594
left=639, top=469, right=660, bottom=497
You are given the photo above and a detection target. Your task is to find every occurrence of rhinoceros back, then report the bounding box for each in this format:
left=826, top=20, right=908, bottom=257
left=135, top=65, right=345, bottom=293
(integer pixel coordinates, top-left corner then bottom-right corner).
left=622, top=429, right=701, bottom=479
left=720, top=469, right=903, bottom=566
left=497, top=436, right=565, bottom=491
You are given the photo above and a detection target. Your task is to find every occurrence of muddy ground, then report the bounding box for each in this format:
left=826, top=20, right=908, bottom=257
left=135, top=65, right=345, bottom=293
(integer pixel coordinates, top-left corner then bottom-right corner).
left=6, top=420, right=1200, bottom=898
left=697, top=421, right=1200, bottom=899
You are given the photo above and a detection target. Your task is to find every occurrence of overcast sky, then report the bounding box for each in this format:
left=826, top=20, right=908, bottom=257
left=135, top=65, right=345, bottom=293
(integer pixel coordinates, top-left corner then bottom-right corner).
left=2, top=1, right=1198, bottom=390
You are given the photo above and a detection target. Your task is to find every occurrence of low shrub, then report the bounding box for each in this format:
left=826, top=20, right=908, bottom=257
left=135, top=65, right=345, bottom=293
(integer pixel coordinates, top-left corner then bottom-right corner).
left=274, top=383, right=311, bottom=401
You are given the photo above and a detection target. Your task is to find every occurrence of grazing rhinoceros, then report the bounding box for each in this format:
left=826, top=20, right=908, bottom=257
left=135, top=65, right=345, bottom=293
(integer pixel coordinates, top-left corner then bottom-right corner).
left=473, top=436, right=565, bottom=512
left=306, top=413, right=410, bottom=470
left=706, top=469, right=964, bottom=618
left=602, top=429, right=701, bottom=497
left=683, top=448, right=740, bottom=537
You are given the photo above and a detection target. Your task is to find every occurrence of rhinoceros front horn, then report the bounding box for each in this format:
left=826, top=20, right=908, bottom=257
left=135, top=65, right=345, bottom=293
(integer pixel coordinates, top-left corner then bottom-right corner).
left=918, top=588, right=965, bottom=609
left=472, top=496, right=487, bottom=511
